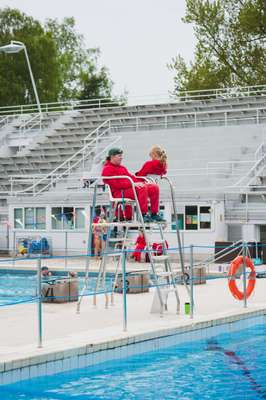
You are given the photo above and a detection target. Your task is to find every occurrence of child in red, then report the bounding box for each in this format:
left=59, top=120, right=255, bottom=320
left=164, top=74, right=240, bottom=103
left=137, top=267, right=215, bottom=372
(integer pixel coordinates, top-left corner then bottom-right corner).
left=133, top=229, right=146, bottom=262
left=135, top=145, right=167, bottom=177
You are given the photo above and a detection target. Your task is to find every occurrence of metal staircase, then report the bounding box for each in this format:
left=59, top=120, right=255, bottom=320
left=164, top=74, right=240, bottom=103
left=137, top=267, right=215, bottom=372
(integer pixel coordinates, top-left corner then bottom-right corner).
left=77, top=175, right=190, bottom=316
left=10, top=121, right=121, bottom=196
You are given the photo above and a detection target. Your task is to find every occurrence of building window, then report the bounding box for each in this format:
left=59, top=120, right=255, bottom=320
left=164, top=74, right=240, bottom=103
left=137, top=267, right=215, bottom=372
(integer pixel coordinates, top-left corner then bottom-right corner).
left=171, top=213, right=184, bottom=230
left=51, top=207, right=62, bottom=230
left=63, top=207, right=74, bottom=230
left=14, top=207, right=46, bottom=230
left=199, top=206, right=211, bottom=229
left=75, top=208, right=86, bottom=229
left=36, top=208, right=46, bottom=230
left=185, top=206, right=198, bottom=230
left=24, top=208, right=34, bottom=229
left=51, top=207, right=85, bottom=230
left=14, top=208, right=23, bottom=229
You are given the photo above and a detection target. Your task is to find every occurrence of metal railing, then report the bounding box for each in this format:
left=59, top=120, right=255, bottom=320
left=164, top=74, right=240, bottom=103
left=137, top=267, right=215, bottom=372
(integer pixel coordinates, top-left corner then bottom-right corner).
left=225, top=205, right=266, bottom=222
left=10, top=131, right=121, bottom=197
left=105, top=105, right=266, bottom=131
left=0, top=115, right=12, bottom=129
left=177, top=84, right=266, bottom=100
left=232, top=152, right=266, bottom=188
left=0, top=98, right=125, bottom=116
left=206, top=160, right=255, bottom=176
left=3, top=102, right=266, bottom=197
left=0, top=84, right=266, bottom=116
left=0, top=240, right=259, bottom=351
left=19, top=113, right=42, bottom=135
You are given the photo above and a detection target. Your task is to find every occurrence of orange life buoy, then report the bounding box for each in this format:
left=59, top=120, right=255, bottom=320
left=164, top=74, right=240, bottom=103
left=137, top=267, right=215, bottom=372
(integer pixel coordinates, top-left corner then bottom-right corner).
left=228, top=256, right=256, bottom=300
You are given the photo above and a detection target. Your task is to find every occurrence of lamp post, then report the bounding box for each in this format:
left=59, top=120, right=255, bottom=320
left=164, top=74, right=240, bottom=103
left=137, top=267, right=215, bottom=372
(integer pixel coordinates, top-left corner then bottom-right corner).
left=0, top=40, right=42, bottom=117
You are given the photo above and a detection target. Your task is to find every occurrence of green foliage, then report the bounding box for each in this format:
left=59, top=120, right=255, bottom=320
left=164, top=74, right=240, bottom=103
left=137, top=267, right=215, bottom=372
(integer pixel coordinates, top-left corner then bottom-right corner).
left=78, top=49, right=113, bottom=100
left=0, top=8, right=60, bottom=107
left=45, top=16, right=87, bottom=100
left=0, top=8, right=116, bottom=107
left=169, top=0, right=266, bottom=93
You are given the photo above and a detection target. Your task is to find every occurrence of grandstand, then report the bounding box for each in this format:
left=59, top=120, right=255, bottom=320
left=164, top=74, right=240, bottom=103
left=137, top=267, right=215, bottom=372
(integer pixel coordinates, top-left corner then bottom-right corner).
left=1, top=85, right=266, bottom=254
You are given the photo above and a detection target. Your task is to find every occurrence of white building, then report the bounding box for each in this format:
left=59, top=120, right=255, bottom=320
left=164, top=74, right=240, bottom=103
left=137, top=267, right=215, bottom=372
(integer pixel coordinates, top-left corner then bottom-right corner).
left=1, top=86, right=266, bottom=257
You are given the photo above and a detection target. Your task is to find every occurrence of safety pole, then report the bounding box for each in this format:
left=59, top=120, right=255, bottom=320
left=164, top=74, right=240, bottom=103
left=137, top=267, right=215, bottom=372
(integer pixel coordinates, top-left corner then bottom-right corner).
left=189, top=245, right=194, bottom=318
left=122, top=250, right=128, bottom=332
left=243, top=242, right=247, bottom=308
left=37, top=257, right=43, bottom=348
left=12, top=231, right=16, bottom=267
left=64, top=231, right=68, bottom=270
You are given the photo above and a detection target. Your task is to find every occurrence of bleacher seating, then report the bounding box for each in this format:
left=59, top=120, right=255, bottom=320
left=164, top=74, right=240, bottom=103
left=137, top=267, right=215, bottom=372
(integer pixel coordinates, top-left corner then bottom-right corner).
left=0, top=90, right=265, bottom=225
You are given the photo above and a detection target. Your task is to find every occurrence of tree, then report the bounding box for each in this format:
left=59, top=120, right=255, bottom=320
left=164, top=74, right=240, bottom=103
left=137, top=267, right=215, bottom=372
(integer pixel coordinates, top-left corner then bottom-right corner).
left=0, top=8, right=116, bottom=107
left=0, top=8, right=61, bottom=107
left=46, top=18, right=114, bottom=101
left=169, top=0, right=266, bottom=93
left=78, top=48, right=114, bottom=101
left=45, top=16, right=88, bottom=100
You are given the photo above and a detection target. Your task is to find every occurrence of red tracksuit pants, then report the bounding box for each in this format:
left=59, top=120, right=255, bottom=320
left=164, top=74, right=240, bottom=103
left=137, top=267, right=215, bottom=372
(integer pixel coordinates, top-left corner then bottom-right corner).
left=133, top=244, right=146, bottom=262
left=116, top=183, right=159, bottom=218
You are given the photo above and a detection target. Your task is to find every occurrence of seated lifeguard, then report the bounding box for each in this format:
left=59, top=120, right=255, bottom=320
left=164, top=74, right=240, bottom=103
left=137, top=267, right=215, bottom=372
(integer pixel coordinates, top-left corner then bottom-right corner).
left=135, top=145, right=167, bottom=177
left=102, top=148, right=164, bottom=222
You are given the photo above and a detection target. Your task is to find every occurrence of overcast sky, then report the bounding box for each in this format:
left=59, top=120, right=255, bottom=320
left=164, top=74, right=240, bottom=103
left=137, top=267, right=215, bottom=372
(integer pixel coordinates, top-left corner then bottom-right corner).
left=1, top=0, right=195, bottom=98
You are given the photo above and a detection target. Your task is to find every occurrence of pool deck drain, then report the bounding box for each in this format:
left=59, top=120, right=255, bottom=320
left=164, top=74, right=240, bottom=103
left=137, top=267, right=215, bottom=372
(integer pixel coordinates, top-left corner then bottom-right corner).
left=0, top=276, right=265, bottom=382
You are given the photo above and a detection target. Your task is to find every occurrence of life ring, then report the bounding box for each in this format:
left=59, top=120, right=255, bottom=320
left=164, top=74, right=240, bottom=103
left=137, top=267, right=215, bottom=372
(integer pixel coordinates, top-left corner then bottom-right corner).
left=228, top=256, right=256, bottom=300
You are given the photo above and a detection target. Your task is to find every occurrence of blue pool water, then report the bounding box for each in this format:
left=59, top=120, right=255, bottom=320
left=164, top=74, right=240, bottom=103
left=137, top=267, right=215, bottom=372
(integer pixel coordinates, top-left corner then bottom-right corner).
left=0, top=272, right=112, bottom=306
left=1, top=321, right=266, bottom=399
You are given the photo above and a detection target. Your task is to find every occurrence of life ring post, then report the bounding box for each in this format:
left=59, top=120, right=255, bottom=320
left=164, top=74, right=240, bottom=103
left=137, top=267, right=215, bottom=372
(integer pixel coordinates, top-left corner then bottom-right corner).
left=243, top=242, right=248, bottom=308
left=228, top=249, right=256, bottom=302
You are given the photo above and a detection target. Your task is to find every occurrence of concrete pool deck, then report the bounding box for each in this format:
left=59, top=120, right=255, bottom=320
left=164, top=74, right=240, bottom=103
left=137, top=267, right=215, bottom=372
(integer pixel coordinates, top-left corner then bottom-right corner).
left=0, top=272, right=265, bottom=382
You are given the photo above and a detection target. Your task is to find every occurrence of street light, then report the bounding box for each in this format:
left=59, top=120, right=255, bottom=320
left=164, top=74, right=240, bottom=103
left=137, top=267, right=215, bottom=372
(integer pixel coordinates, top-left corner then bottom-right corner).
left=0, top=40, right=42, bottom=117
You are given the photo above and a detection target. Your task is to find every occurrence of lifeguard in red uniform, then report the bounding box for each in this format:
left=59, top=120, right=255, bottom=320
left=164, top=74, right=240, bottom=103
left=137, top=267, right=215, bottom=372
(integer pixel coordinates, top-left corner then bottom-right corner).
left=102, top=148, right=164, bottom=222
left=135, top=145, right=167, bottom=177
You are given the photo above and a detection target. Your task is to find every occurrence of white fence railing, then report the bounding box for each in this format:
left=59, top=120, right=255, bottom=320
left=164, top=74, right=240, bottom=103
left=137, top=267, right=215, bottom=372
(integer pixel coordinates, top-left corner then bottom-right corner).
left=10, top=130, right=121, bottom=197
left=0, top=84, right=266, bottom=116
left=19, top=114, right=42, bottom=134
left=105, top=106, right=266, bottom=131
left=3, top=102, right=266, bottom=197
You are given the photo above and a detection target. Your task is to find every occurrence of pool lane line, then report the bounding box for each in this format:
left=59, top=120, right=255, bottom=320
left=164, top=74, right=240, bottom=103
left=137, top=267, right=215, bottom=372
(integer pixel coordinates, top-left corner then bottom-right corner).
left=206, top=339, right=266, bottom=399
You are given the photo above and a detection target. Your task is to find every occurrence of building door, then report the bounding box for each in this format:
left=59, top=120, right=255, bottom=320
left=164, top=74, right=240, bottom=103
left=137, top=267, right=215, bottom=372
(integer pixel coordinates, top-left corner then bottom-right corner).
left=259, top=225, right=266, bottom=242
left=259, top=225, right=266, bottom=263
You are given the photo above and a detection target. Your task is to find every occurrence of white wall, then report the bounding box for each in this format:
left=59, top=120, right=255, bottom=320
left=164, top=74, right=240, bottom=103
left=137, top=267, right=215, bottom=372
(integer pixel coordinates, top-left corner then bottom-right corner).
left=242, top=224, right=260, bottom=242
left=8, top=199, right=226, bottom=256
left=0, top=222, right=9, bottom=251
left=9, top=203, right=91, bottom=255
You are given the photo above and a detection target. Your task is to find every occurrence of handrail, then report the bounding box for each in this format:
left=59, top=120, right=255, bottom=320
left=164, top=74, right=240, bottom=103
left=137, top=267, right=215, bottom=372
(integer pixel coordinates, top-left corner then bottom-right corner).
left=11, top=126, right=118, bottom=196
left=206, top=160, right=254, bottom=176
left=255, top=142, right=265, bottom=160
left=0, top=115, right=11, bottom=128
left=232, top=152, right=266, bottom=187
left=196, top=240, right=243, bottom=268
left=96, top=105, right=266, bottom=134
left=1, top=83, right=266, bottom=116
left=19, top=114, right=42, bottom=134
left=6, top=100, right=266, bottom=197
left=2, top=101, right=266, bottom=138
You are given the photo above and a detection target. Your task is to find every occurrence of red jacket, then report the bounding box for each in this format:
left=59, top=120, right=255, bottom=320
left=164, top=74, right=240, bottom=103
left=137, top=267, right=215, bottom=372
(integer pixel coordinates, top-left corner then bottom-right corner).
left=135, top=160, right=167, bottom=177
left=135, top=235, right=146, bottom=247
left=102, top=160, right=142, bottom=197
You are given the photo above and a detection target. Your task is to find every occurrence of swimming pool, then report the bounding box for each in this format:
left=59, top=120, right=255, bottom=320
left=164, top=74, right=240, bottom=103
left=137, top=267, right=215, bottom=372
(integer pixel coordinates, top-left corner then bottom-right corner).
left=1, top=318, right=265, bottom=399
left=0, top=271, right=112, bottom=306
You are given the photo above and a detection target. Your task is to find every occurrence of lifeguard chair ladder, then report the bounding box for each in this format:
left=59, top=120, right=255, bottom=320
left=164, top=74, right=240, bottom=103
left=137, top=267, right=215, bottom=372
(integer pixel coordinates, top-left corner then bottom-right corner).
left=77, top=175, right=185, bottom=315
